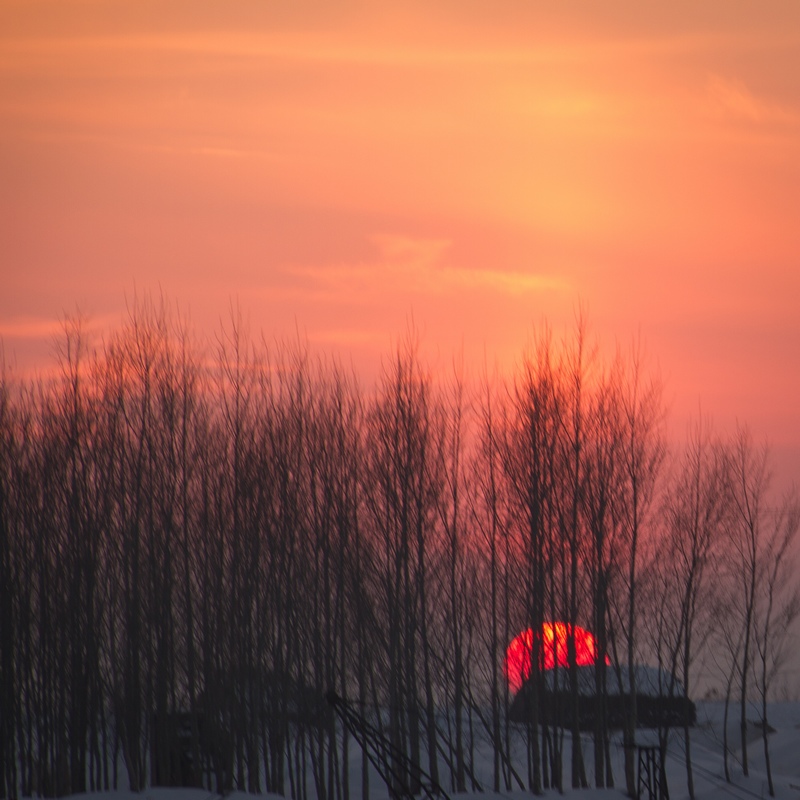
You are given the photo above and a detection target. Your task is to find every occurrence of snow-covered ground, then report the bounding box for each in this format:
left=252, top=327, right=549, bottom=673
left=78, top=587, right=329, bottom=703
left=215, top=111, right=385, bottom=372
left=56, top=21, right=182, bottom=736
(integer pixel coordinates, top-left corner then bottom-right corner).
left=59, top=702, right=800, bottom=800
left=684, top=702, right=800, bottom=800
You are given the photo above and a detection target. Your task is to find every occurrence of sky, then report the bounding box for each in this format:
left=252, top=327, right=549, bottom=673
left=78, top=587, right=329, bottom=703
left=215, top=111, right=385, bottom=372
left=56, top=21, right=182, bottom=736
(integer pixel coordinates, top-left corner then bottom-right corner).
left=1, top=1, right=799, bottom=485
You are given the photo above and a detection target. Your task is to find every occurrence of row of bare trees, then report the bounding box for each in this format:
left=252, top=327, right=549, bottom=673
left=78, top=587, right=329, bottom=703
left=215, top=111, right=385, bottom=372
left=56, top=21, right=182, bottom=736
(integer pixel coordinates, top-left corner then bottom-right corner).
left=0, top=300, right=797, bottom=799
left=645, top=420, right=800, bottom=798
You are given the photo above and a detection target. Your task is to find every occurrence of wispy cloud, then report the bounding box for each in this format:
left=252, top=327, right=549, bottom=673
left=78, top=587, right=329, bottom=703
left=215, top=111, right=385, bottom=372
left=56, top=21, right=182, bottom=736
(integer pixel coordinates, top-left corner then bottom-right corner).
left=0, top=316, right=66, bottom=340
left=705, top=73, right=800, bottom=127
left=288, top=234, right=566, bottom=302
left=0, top=313, right=117, bottom=342
left=6, top=27, right=796, bottom=71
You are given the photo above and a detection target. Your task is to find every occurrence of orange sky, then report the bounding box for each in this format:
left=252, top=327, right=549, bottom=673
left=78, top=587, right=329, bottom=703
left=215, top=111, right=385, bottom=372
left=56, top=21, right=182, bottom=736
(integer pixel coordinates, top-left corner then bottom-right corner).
left=1, top=1, right=799, bottom=484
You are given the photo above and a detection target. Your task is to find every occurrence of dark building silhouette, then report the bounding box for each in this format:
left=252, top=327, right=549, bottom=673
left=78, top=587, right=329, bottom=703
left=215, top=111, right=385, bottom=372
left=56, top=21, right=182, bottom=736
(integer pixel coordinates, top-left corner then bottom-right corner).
left=509, top=665, right=696, bottom=730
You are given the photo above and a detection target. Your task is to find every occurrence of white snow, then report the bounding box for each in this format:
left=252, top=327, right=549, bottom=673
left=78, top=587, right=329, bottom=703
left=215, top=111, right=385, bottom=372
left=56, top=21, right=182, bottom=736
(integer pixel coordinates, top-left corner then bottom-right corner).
left=52, top=701, right=800, bottom=800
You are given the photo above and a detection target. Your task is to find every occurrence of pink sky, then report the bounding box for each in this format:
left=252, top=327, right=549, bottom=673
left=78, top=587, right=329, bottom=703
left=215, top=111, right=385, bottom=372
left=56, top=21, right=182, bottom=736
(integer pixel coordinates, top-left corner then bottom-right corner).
left=1, top=1, right=799, bottom=485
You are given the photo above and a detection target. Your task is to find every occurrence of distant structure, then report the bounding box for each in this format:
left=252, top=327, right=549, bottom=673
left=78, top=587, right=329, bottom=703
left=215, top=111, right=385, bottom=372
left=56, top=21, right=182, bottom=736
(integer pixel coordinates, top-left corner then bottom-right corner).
left=150, top=670, right=331, bottom=791
left=509, top=664, right=696, bottom=730
left=149, top=709, right=232, bottom=791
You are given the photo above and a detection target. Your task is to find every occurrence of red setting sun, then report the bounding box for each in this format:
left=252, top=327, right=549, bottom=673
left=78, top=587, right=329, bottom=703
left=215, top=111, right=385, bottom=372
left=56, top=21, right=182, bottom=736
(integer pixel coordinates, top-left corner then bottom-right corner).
left=504, top=622, right=608, bottom=694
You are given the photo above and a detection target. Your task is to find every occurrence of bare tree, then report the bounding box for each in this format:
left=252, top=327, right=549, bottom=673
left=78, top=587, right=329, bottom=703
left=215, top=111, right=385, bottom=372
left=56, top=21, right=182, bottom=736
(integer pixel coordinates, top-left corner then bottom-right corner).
left=363, top=332, right=445, bottom=796
left=725, top=426, right=769, bottom=777
left=500, top=328, right=565, bottom=793
left=582, top=358, right=624, bottom=790
left=470, top=369, right=516, bottom=792
left=752, top=490, right=800, bottom=796
left=0, top=363, right=19, bottom=799
left=438, top=361, right=469, bottom=792
left=657, top=418, right=727, bottom=799
left=558, top=319, right=592, bottom=791
left=4, top=299, right=800, bottom=800
left=610, top=342, right=665, bottom=797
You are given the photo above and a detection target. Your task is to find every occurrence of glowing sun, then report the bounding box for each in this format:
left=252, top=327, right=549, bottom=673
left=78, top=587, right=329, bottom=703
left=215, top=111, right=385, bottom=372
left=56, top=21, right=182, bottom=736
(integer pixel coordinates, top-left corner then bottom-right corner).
left=504, top=622, right=608, bottom=693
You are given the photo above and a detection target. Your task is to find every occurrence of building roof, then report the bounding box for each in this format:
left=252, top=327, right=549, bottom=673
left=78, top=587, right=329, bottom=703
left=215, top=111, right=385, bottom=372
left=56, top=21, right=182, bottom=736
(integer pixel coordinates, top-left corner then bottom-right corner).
left=539, top=664, right=688, bottom=699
